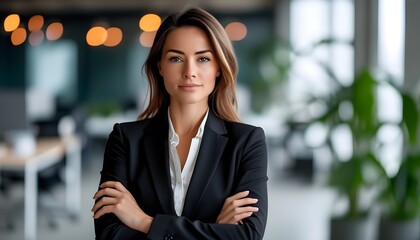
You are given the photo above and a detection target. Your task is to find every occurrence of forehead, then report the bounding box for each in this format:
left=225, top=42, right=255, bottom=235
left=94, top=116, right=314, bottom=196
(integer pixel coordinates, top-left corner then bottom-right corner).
left=163, top=26, right=213, bottom=52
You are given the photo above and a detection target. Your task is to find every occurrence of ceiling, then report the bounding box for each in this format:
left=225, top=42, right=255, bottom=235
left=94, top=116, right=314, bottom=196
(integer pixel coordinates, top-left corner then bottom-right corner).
left=0, top=0, right=276, bottom=15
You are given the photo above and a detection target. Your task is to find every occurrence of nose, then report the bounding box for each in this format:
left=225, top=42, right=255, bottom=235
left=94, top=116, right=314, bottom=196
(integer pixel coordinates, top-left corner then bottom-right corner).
left=183, top=60, right=197, bottom=79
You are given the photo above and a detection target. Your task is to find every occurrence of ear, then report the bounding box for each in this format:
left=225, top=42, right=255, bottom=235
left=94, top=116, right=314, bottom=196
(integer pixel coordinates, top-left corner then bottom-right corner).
left=216, top=71, right=220, bottom=77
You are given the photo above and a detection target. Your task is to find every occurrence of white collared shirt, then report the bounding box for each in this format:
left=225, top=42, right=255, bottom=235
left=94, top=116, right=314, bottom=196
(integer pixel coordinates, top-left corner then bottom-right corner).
left=168, top=109, right=209, bottom=216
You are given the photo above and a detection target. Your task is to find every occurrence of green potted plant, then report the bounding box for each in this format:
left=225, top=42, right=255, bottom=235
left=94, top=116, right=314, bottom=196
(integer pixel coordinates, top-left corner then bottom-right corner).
left=316, top=69, right=385, bottom=240
left=377, top=91, right=420, bottom=240
left=251, top=41, right=387, bottom=235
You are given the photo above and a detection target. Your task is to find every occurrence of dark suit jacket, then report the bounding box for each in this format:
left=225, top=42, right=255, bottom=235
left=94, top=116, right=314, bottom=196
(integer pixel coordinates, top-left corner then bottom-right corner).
left=94, top=108, right=268, bottom=240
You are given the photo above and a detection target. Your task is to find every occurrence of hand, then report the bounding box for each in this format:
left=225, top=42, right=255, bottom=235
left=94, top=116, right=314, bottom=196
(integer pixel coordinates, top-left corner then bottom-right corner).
left=91, top=181, right=153, bottom=233
left=216, top=190, right=259, bottom=224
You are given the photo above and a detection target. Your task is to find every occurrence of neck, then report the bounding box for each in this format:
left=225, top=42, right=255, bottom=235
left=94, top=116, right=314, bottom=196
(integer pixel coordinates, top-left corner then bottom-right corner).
left=169, top=103, right=208, bottom=136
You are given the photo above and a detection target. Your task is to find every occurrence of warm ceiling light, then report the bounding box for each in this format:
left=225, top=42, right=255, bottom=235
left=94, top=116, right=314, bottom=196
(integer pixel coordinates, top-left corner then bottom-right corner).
left=86, top=26, right=107, bottom=46
left=46, top=22, right=64, bottom=41
left=139, top=14, right=161, bottom=32
left=29, top=30, right=44, bottom=46
left=225, top=22, right=247, bottom=41
left=28, top=15, right=44, bottom=32
left=139, top=31, right=156, bottom=48
left=11, top=27, right=26, bottom=45
left=4, top=14, right=20, bottom=32
left=104, top=27, right=123, bottom=47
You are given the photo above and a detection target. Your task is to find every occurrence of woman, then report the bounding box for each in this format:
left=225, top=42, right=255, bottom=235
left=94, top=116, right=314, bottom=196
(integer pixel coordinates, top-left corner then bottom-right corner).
left=92, top=7, right=268, bottom=239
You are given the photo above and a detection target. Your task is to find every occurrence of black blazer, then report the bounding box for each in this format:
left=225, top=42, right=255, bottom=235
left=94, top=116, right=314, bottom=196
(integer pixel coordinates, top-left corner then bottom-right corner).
left=94, top=109, right=268, bottom=240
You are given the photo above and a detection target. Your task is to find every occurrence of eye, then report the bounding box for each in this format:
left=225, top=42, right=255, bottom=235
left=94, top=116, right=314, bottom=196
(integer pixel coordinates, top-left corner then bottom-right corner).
left=169, top=56, right=182, bottom=62
left=198, top=57, right=210, bottom=62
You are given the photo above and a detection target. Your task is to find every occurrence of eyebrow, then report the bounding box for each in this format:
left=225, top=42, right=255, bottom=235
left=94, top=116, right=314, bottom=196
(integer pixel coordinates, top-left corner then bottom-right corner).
left=166, top=49, right=213, bottom=55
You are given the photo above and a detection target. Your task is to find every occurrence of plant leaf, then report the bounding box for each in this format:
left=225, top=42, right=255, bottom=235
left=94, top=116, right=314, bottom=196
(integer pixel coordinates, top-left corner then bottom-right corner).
left=352, top=69, right=378, bottom=136
left=402, top=93, right=419, bottom=145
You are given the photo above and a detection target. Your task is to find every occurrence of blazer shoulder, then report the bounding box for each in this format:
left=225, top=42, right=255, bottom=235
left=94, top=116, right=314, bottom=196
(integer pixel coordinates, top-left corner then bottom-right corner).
left=118, top=119, right=152, bottom=129
left=112, top=119, right=153, bottom=137
left=224, top=121, right=266, bottom=139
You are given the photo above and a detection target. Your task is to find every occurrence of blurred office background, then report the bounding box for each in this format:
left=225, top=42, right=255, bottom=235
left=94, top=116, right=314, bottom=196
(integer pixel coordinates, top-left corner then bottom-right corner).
left=1, top=0, right=419, bottom=239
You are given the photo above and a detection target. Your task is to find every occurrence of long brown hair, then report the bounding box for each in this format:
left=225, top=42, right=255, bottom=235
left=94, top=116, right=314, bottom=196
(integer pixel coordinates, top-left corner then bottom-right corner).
left=139, top=8, right=240, bottom=122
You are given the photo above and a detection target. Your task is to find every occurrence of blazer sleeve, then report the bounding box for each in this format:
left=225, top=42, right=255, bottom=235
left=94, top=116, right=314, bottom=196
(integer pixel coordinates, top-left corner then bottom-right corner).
left=94, top=123, right=148, bottom=239
left=147, top=127, right=269, bottom=240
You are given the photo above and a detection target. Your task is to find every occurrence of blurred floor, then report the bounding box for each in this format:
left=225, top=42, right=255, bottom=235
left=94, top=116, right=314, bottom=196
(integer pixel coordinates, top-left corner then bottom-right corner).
left=0, top=151, right=99, bottom=240
left=265, top=171, right=334, bottom=240
left=0, top=141, right=334, bottom=240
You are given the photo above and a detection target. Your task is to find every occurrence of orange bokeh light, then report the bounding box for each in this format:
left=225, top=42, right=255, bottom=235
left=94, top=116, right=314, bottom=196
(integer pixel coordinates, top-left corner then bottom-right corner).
left=11, top=27, right=27, bottom=45
left=28, top=15, right=44, bottom=32
left=29, top=30, right=44, bottom=46
left=86, top=26, right=107, bottom=46
left=46, top=22, right=64, bottom=41
left=104, top=27, right=123, bottom=47
left=225, top=22, right=247, bottom=41
left=139, top=14, right=161, bottom=32
left=139, top=31, right=156, bottom=48
left=4, top=14, right=20, bottom=32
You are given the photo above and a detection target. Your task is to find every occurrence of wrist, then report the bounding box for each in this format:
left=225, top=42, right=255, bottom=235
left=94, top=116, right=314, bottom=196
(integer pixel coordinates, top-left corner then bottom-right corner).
left=137, top=215, right=153, bottom=233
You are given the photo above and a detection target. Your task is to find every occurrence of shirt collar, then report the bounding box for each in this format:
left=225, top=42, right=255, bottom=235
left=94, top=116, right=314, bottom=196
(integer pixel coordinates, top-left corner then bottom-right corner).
left=168, top=109, right=209, bottom=145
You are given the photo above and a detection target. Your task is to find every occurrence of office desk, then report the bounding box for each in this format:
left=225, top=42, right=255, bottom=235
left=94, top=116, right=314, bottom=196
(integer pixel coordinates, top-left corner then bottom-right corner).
left=0, top=136, right=81, bottom=240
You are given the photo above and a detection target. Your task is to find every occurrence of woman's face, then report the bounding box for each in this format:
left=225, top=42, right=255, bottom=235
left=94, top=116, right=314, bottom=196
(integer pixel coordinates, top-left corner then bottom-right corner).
left=159, top=26, right=220, bottom=107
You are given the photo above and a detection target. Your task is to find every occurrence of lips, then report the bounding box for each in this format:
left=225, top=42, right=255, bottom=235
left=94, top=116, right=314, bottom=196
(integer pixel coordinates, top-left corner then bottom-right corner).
left=179, top=83, right=201, bottom=87
left=179, top=83, right=202, bottom=90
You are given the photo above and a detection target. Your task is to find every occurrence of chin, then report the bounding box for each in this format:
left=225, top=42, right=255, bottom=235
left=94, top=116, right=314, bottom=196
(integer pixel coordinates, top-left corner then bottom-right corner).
left=176, top=97, right=208, bottom=106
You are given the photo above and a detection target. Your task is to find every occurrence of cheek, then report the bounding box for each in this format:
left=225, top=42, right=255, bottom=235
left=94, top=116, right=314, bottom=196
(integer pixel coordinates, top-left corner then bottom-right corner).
left=207, top=77, right=217, bottom=92
left=204, top=68, right=218, bottom=88
left=159, top=65, right=170, bottom=77
left=202, top=67, right=219, bottom=80
left=162, top=78, right=174, bottom=93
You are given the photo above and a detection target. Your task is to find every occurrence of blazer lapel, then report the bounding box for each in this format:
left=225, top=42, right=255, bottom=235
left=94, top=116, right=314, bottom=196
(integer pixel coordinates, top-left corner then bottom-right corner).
left=144, top=111, right=176, bottom=215
left=182, top=111, right=228, bottom=218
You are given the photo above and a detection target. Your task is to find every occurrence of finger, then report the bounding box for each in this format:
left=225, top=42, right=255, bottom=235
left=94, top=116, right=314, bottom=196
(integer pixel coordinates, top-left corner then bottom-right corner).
left=232, top=197, right=258, bottom=207
left=227, top=206, right=259, bottom=219
left=100, top=181, right=128, bottom=192
left=223, top=193, right=257, bottom=212
left=99, top=181, right=116, bottom=188
left=218, top=211, right=254, bottom=224
left=221, top=206, right=258, bottom=222
left=219, top=198, right=258, bottom=220
left=93, top=204, right=115, bottom=219
left=217, top=205, right=259, bottom=223
left=93, top=187, right=121, bottom=200
left=226, top=190, right=249, bottom=202
left=222, top=196, right=257, bottom=214
left=91, top=196, right=118, bottom=213
left=98, top=181, right=137, bottom=203
left=232, top=211, right=254, bottom=223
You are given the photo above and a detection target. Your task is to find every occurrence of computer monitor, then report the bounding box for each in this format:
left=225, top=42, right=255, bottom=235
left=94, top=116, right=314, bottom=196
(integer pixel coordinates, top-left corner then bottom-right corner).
left=0, top=89, right=30, bottom=140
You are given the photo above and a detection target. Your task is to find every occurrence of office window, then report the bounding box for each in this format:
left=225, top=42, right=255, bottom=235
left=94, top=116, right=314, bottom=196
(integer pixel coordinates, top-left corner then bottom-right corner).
left=376, top=0, right=405, bottom=176
left=288, top=0, right=354, bottom=167
left=26, top=41, right=78, bottom=120
left=289, top=0, right=354, bottom=121
left=378, top=0, right=405, bottom=84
